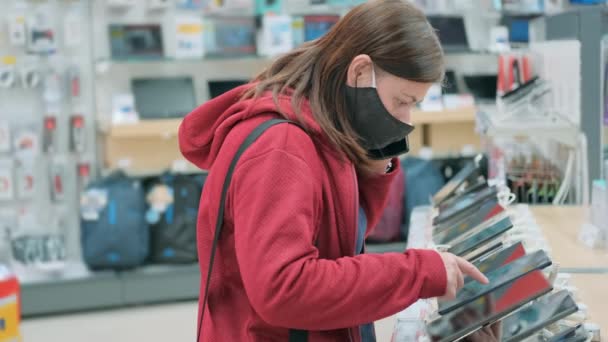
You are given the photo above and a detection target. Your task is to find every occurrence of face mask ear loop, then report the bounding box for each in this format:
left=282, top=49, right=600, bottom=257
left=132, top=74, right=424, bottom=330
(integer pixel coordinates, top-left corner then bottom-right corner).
left=371, top=63, right=377, bottom=89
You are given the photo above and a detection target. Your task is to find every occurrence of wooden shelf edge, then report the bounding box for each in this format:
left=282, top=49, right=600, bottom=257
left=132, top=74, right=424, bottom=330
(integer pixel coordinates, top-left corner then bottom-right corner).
left=411, top=106, right=477, bottom=125
left=99, top=118, right=183, bottom=138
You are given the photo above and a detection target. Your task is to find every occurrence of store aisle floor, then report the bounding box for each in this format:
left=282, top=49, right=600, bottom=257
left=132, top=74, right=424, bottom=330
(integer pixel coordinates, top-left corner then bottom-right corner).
left=21, top=302, right=397, bottom=341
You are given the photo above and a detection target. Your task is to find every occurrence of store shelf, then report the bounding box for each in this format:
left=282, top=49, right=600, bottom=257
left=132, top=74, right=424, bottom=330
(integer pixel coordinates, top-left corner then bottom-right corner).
left=121, top=265, right=200, bottom=305
left=21, top=265, right=201, bottom=317
left=22, top=272, right=122, bottom=317
left=411, top=106, right=477, bottom=125
left=95, top=57, right=272, bottom=78
left=99, top=119, right=182, bottom=138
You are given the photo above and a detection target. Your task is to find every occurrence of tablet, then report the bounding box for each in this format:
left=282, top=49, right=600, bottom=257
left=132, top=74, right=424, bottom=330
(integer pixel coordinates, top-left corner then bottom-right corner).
left=433, top=186, right=498, bottom=226
left=436, top=179, right=487, bottom=212
left=438, top=249, right=552, bottom=315
left=547, top=324, right=587, bottom=342
left=434, top=199, right=504, bottom=245
left=502, top=290, right=578, bottom=342
left=428, top=269, right=553, bottom=342
left=466, top=241, right=503, bottom=264
left=469, top=242, right=526, bottom=281
left=447, top=217, right=513, bottom=257
left=432, top=161, right=477, bottom=205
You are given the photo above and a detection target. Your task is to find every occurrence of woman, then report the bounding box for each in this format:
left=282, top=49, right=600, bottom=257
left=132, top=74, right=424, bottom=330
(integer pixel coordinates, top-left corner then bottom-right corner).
left=179, top=1, right=491, bottom=341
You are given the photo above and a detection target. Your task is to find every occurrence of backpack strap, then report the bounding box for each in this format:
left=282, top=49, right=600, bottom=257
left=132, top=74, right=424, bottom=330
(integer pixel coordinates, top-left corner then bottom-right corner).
left=197, top=119, right=309, bottom=342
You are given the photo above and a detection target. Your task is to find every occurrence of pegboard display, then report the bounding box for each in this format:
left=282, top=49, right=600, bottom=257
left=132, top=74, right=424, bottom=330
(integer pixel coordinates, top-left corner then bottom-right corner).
left=0, top=0, right=95, bottom=282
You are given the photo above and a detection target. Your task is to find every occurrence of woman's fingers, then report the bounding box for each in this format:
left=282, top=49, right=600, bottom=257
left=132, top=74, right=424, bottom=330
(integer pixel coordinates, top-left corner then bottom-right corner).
left=456, top=257, right=489, bottom=284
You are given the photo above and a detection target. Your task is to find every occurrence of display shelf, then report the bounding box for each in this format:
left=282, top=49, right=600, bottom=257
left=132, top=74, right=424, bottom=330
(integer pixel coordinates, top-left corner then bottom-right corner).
left=22, top=272, right=122, bottom=317
left=21, top=265, right=201, bottom=317
left=99, top=119, right=182, bottom=138
left=411, top=107, right=476, bottom=125
left=95, top=57, right=272, bottom=77
left=121, top=265, right=200, bottom=305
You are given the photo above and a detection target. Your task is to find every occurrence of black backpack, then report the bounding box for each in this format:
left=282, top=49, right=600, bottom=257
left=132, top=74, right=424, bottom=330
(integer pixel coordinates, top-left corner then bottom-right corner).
left=148, top=173, right=206, bottom=264
left=81, top=172, right=149, bottom=269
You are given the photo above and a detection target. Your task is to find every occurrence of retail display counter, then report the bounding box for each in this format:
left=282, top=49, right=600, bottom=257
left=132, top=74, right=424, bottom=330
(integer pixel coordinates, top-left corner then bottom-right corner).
left=385, top=205, right=608, bottom=341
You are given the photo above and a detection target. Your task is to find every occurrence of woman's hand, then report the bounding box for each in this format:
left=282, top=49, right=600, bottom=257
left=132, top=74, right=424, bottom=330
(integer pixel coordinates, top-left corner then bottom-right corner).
left=438, top=252, right=489, bottom=300
left=464, top=321, right=502, bottom=342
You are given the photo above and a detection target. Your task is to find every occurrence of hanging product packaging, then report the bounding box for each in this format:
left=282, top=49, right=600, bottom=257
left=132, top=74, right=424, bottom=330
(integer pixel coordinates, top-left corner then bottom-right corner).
left=70, top=114, right=86, bottom=153
left=13, top=125, right=40, bottom=159
left=0, top=121, right=11, bottom=153
left=15, top=158, right=35, bottom=200
left=0, top=160, right=15, bottom=202
left=27, top=10, right=57, bottom=55
left=42, top=115, right=57, bottom=154
left=49, top=157, right=67, bottom=203
left=10, top=208, right=67, bottom=277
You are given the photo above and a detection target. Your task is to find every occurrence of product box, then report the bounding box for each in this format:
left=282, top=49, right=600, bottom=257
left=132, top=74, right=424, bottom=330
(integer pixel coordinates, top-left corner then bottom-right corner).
left=175, top=16, right=205, bottom=59
left=99, top=119, right=197, bottom=175
left=204, top=17, right=256, bottom=57
left=0, top=265, right=20, bottom=342
left=258, top=15, right=293, bottom=57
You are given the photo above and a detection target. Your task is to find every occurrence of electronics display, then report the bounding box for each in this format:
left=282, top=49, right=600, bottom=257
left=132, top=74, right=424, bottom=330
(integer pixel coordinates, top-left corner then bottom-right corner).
left=303, top=15, right=340, bottom=42
left=432, top=161, right=477, bottom=205
left=501, top=290, right=579, bottom=342
left=205, top=17, right=256, bottom=57
left=428, top=270, right=553, bottom=342
left=434, top=198, right=504, bottom=245
left=471, top=241, right=525, bottom=276
left=427, top=16, right=469, bottom=53
left=466, top=241, right=503, bottom=264
left=109, top=24, right=164, bottom=59
left=132, top=77, right=196, bottom=119
left=438, top=249, right=552, bottom=315
left=433, top=186, right=498, bottom=226
left=547, top=324, right=587, bottom=342
left=208, top=80, right=248, bottom=99
left=447, top=216, right=513, bottom=257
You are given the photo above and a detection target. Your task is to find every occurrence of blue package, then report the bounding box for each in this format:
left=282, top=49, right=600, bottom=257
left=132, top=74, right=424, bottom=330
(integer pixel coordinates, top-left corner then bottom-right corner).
left=303, top=15, right=340, bottom=42
left=510, top=19, right=530, bottom=42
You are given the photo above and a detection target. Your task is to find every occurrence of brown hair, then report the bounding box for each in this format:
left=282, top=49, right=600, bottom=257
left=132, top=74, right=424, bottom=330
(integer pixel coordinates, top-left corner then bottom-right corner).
left=243, top=0, right=445, bottom=169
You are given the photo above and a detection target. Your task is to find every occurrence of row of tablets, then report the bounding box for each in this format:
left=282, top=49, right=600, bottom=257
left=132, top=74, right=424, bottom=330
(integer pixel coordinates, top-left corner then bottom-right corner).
left=425, top=159, right=586, bottom=342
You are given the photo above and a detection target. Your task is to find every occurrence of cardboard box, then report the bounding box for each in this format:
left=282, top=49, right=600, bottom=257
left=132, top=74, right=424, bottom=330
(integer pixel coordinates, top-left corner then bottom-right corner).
left=99, top=119, right=198, bottom=176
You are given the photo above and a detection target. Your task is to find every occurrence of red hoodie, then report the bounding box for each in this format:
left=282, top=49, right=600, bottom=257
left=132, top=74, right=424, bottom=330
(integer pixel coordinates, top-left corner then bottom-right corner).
left=179, top=85, right=447, bottom=342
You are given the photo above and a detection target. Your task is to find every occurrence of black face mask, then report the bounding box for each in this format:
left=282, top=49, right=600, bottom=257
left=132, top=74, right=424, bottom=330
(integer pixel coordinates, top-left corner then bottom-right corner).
left=345, top=67, right=415, bottom=160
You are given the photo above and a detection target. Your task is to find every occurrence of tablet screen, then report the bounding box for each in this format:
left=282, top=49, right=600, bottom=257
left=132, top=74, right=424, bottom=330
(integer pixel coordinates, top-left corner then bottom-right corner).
left=502, top=290, right=578, bottom=342
left=470, top=241, right=526, bottom=277
left=434, top=199, right=504, bottom=245
left=448, top=217, right=513, bottom=257
left=433, top=186, right=497, bottom=225
left=432, top=162, right=476, bottom=205
left=428, top=270, right=552, bottom=342
left=438, top=249, right=551, bottom=315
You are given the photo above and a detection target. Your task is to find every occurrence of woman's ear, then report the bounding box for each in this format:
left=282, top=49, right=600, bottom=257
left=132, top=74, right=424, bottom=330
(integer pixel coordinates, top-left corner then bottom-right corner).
left=346, top=54, right=373, bottom=88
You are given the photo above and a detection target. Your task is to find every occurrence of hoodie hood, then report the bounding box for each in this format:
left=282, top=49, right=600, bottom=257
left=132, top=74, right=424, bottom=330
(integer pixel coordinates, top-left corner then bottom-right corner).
left=179, top=84, right=322, bottom=170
